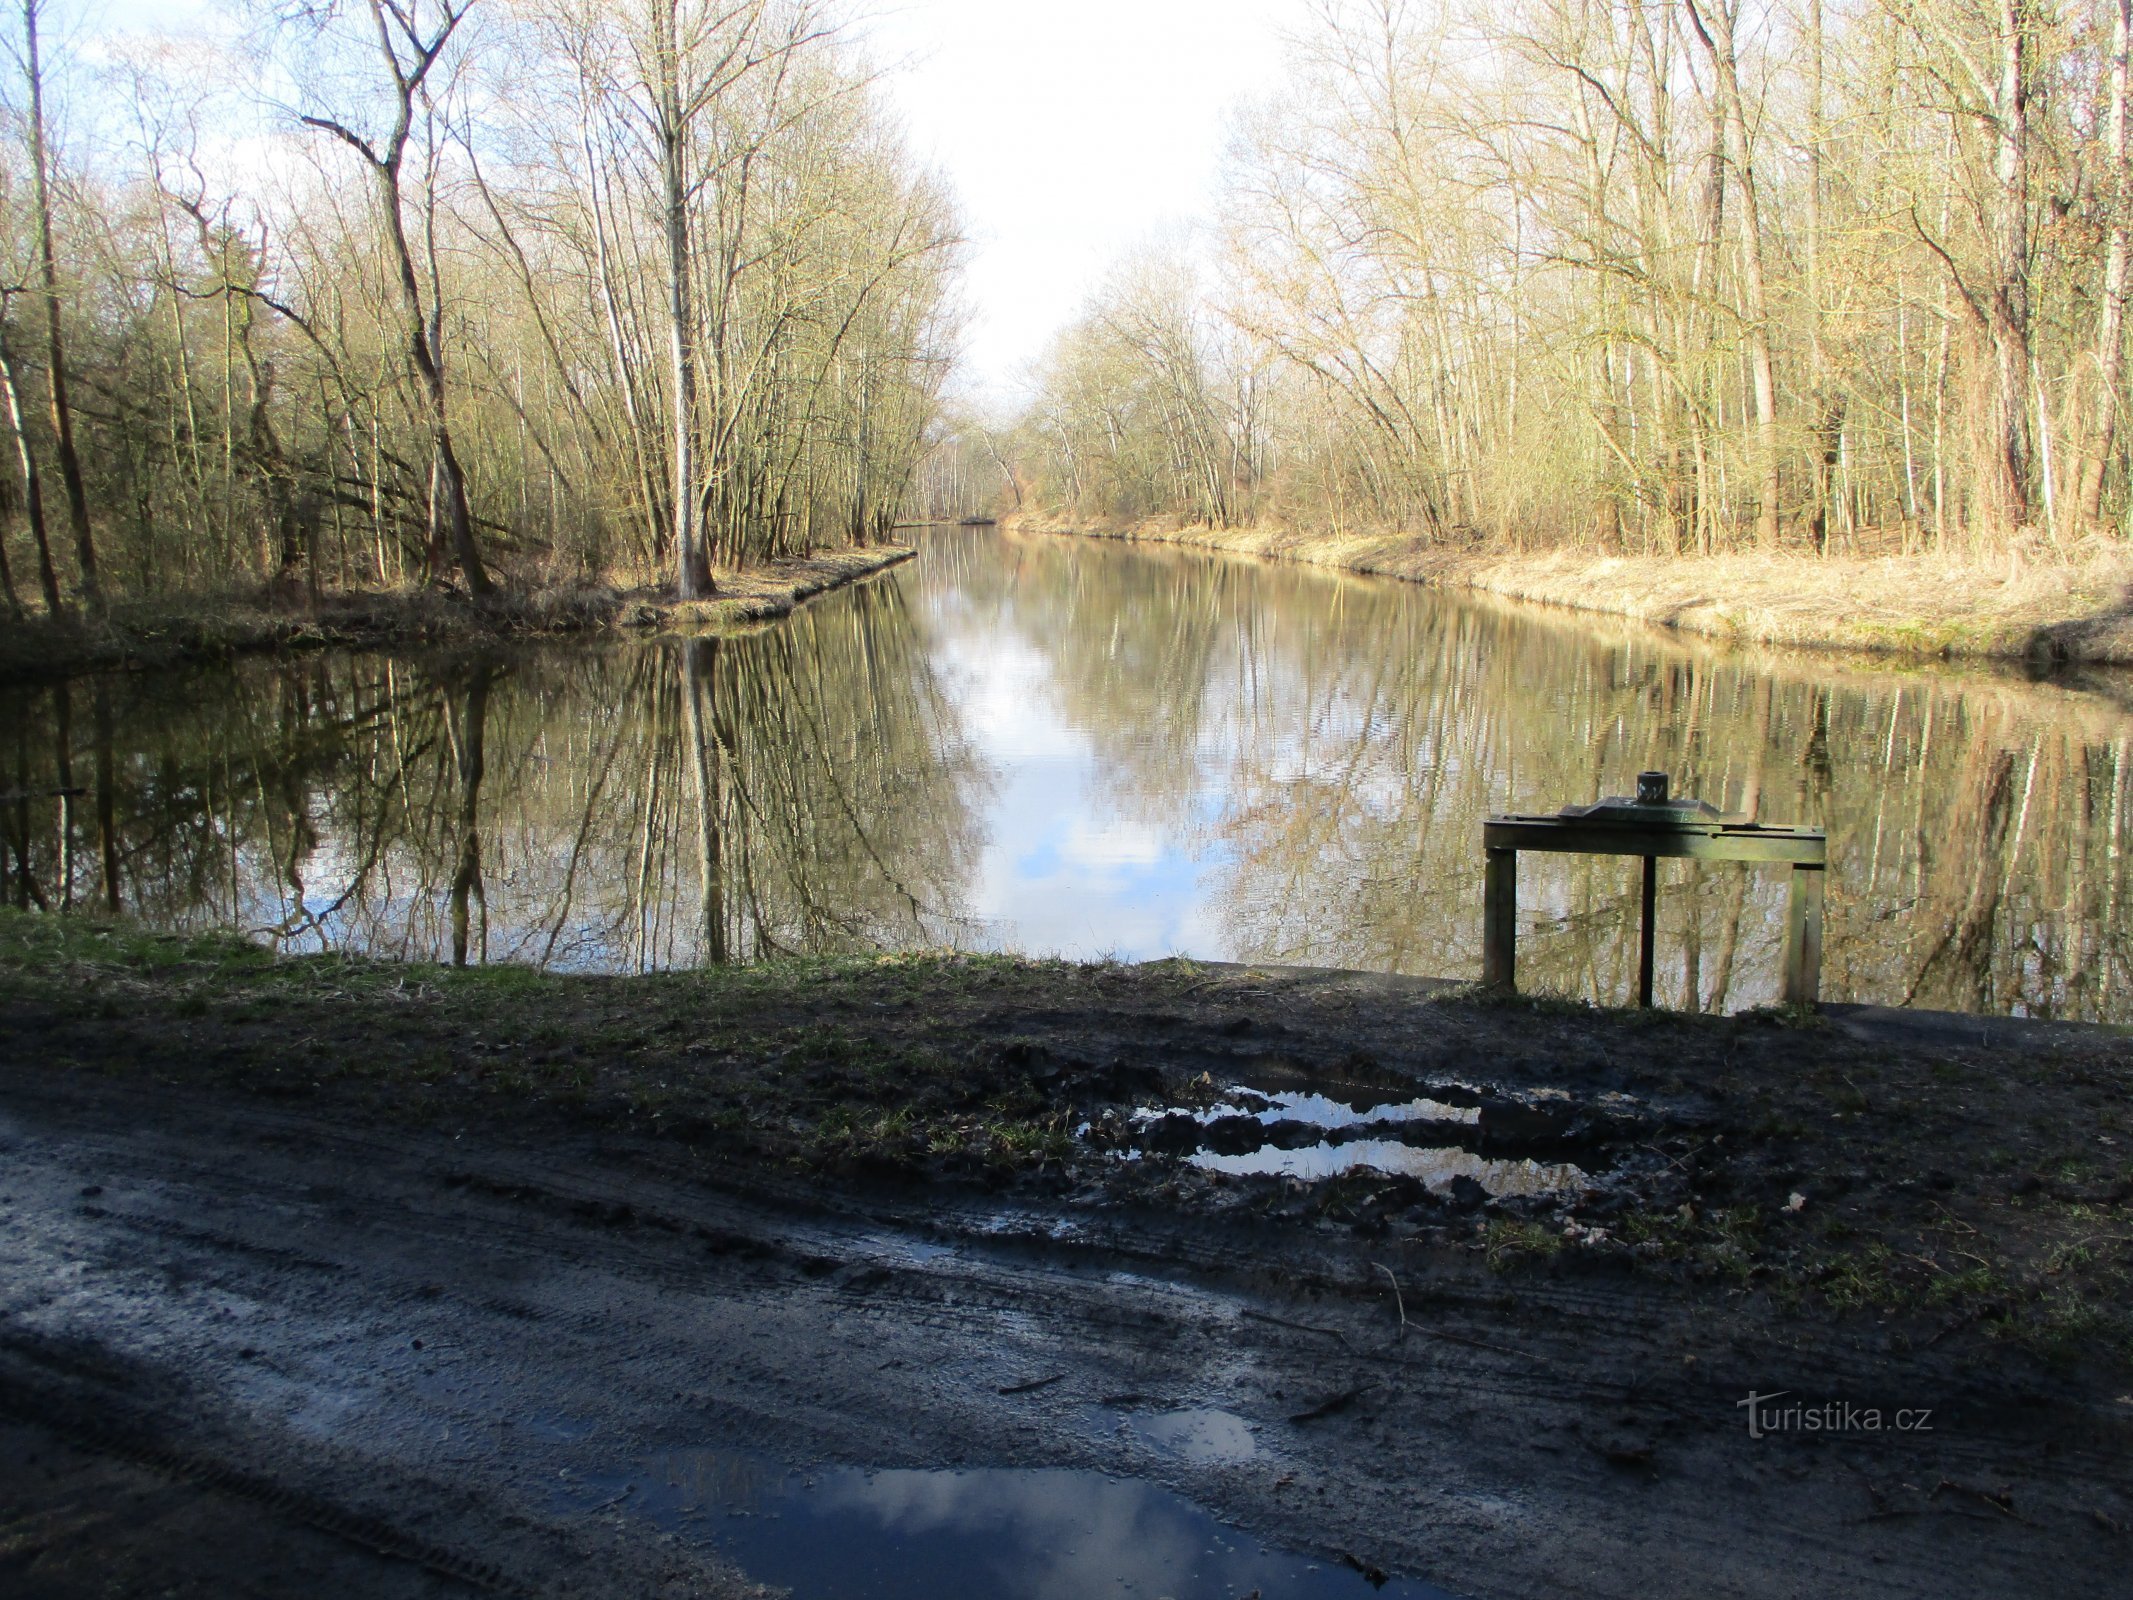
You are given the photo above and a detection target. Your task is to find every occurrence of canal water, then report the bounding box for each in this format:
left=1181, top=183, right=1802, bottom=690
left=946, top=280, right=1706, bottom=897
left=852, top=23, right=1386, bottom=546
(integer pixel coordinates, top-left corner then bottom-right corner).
left=5, top=524, right=2129, bottom=1017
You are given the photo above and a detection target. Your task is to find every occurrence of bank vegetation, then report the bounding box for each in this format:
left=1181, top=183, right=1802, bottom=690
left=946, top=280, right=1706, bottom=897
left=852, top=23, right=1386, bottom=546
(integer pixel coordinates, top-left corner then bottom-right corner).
left=0, top=0, right=958, bottom=630
left=999, top=0, right=2133, bottom=653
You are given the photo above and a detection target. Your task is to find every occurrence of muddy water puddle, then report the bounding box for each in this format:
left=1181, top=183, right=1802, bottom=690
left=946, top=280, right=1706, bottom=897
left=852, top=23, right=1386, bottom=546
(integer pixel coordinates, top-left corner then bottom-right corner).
left=1121, top=1082, right=1600, bottom=1196
left=558, top=1446, right=1456, bottom=1598
left=1145, top=1089, right=1483, bottom=1132
left=1187, top=1140, right=1587, bottom=1191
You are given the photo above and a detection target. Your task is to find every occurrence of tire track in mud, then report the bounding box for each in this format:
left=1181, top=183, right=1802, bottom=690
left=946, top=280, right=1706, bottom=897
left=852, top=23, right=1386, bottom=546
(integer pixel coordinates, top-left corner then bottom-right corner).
left=3, top=1078, right=2129, bottom=1600
left=23, top=1093, right=2127, bottom=1485
left=4, top=1076, right=1643, bottom=1344
left=0, top=1377, right=523, bottom=1596
left=26, top=1107, right=2126, bottom=1496
left=4, top=1097, right=1557, bottom=1596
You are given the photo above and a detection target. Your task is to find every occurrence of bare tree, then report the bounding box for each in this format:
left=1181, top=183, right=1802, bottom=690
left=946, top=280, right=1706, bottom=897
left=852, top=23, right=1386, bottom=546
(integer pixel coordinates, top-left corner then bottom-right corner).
left=1022, top=0, right=2119, bottom=559
left=1685, top=0, right=1780, bottom=549
left=295, top=0, right=493, bottom=596
left=2079, top=0, right=2130, bottom=524
left=17, top=0, right=94, bottom=605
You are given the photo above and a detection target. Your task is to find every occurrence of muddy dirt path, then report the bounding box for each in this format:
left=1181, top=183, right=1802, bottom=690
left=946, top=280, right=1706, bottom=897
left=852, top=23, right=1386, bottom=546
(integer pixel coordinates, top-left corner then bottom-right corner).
left=2, top=1071, right=2124, bottom=1600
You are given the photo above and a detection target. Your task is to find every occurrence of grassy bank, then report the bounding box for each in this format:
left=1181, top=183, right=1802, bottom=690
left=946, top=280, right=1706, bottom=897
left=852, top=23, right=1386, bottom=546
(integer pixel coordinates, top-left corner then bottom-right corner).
left=0, top=545, right=914, bottom=682
left=1007, top=513, right=2133, bottom=663
left=4, top=907, right=2129, bottom=1368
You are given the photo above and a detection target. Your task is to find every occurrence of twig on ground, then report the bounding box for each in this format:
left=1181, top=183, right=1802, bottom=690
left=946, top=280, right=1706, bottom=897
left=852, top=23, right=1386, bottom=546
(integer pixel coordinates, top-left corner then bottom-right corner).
left=997, top=1372, right=1067, bottom=1396
left=1288, top=1383, right=1377, bottom=1424
left=1371, top=1262, right=1410, bottom=1341
left=1242, top=1309, right=1354, bottom=1349
left=1932, top=1478, right=2019, bottom=1519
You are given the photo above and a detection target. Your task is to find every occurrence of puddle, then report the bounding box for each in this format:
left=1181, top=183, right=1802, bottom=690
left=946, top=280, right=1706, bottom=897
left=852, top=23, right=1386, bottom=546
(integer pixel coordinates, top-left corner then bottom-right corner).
left=559, top=1447, right=1458, bottom=1598
left=1127, top=1408, right=1260, bottom=1465
left=1186, top=1140, right=1586, bottom=1193
left=1144, top=1090, right=1480, bottom=1131
left=1120, top=1082, right=1596, bottom=1197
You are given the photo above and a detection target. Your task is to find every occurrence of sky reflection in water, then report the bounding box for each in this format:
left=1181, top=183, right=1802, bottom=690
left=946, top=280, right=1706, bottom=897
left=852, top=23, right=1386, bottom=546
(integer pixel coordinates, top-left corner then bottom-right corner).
left=7, top=524, right=2132, bottom=1017
left=567, top=1449, right=1457, bottom=1599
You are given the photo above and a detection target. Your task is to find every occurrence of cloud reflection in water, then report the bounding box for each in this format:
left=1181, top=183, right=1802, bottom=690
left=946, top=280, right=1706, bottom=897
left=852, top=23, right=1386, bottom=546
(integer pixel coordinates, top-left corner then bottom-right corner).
left=575, top=1448, right=1458, bottom=1598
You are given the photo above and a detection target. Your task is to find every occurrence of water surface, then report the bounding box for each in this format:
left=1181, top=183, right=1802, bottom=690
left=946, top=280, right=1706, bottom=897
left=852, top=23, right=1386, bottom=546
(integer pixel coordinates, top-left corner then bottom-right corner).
left=557, top=1449, right=1452, bottom=1599
left=5, top=525, right=2129, bottom=1017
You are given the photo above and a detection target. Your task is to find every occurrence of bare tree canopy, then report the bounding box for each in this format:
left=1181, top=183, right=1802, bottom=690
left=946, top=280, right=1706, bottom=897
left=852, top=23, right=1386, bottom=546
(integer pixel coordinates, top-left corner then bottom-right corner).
left=1010, top=0, right=2133, bottom=562
left=0, top=0, right=961, bottom=603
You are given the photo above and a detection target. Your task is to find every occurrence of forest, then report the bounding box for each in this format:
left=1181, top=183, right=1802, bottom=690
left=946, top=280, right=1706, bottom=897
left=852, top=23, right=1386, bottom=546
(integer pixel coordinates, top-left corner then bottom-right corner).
left=999, top=0, right=2133, bottom=562
left=6, top=0, right=2129, bottom=613
left=0, top=0, right=960, bottom=615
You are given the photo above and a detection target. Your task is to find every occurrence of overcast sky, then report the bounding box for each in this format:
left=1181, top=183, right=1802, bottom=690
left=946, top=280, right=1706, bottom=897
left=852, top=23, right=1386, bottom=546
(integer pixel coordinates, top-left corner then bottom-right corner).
left=87, top=0, right=1293, bottom=412
left=855, top=0, right=1291, bottom=409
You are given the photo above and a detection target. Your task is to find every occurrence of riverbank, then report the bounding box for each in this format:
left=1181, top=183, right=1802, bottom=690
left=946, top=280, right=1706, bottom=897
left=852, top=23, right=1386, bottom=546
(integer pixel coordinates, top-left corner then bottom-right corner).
left=3, top=908, right=2129, bottom=1597
left=1006, top=513, right=2133, bottom=663
left=0, top=544, right=914, bottom=683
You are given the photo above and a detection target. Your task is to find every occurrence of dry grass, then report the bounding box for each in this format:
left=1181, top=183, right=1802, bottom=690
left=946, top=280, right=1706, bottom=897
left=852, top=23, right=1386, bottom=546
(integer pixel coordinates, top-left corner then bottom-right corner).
left=1451, top=545, right=2133, bottom=661
left=1008, top=513, right=2133, bottom=663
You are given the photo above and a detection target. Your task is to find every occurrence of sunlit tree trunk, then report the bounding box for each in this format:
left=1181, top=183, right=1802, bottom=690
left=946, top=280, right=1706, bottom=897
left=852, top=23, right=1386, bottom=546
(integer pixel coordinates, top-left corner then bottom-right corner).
left=1804, top=0, right=1846, bottom=553
left=653, top=3, right=713, bottom=599
left=1985, top=0, right=2036, bottom=533
left=0, top=297, right=59, bottom=616
left=1687, top=0, right=1780, bottom=547
left=21, top=0, right=95, bottom=606
left=2079, top=0, right=2130, bottom=525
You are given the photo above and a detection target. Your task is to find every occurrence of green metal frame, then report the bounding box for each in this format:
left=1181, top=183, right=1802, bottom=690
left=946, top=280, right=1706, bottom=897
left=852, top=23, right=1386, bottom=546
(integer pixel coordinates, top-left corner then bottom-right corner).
left=1481, top=814, right=1828, bottom=1007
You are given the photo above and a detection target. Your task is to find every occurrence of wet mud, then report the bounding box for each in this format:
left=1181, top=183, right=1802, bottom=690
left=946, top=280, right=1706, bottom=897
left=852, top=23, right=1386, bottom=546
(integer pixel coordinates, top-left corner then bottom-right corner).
left=2, top=921, right=2132, bottom=1596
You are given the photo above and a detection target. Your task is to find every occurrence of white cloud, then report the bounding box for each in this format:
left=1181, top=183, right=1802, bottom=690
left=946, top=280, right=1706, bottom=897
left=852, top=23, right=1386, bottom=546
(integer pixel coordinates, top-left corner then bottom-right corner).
left=1059, top=813, right=1166, bottom=871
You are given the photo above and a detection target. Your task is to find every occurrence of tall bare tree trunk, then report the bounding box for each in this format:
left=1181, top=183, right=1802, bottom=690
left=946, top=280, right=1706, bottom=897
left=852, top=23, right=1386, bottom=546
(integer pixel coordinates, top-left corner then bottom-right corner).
left=22, top=0, right=95, bottom=606
left=2079, top=0, right=2130, bottom=524
left=302, top=1, right=491, bottom=598
left=1804, top=0, right=1847, bottom=553
left=654, top=4, right=714, bottom=600
left=51, top=678, right=72, bottom=906
left=382, top=169, right=488, bottom=596
left=1689, top=0, right=1781, bottom=547
left=1987, top=0, right=2036, bottom=533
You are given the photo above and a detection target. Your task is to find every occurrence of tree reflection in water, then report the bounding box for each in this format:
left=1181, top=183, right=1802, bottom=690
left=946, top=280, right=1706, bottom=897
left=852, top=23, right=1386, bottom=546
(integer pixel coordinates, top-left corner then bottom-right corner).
left=920, top=527, right=2133, bottom=1019
left=5, top=528, right=2131, bottom=1019
left=0, top=579, right=985, bottom=970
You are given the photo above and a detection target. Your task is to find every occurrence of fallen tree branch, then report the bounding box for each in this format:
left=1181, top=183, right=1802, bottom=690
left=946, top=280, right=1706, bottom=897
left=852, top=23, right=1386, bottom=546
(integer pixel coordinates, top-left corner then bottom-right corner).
left=1242, top=1309, right=1353, bottom=1349
left=1288, top=1383, right=1377, bottom=1424
left=997, top=1372, right=1067, bottom=1396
